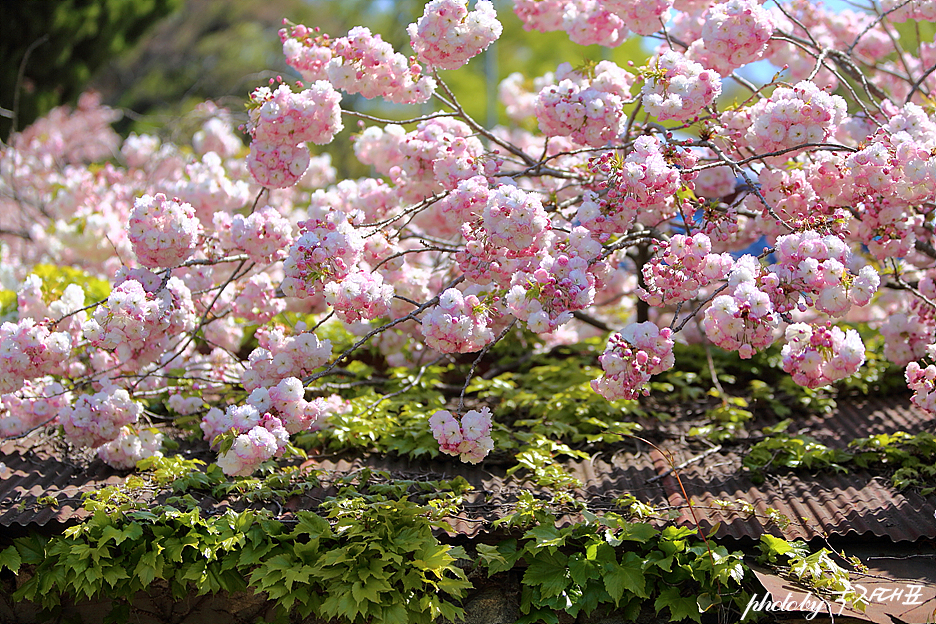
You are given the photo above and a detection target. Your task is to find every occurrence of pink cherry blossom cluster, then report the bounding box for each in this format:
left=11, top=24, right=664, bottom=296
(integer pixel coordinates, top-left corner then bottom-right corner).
left=720, top=81, right=847, bottom=155
left=81, top=275, right=196, bottom=369
left=279, top=23, right=333, bottom=82
left=883, top=311, right=934, bottom=366
left=168, top=393, right=204, bottom=416
left=127, top=193, right=201, bottom=270
left=354, top=118, right=485, bottom=200
left=836, top=127, right=936, bottom=260
left=765, top=231, right=880, bottom=316
left=435, top=175, right=490, bottom=236
left=60, top=385, right=144, bottom=448
left=455, top=221, right=534, bottom=288
left=246, top=376, right=327, bottom=434
left=905, top=350, right=936, bottom=414
left=407, top=0, right=502, bottom=71
left=691, top=151, right=736, bottom=200
left=421, top=288, right=495, bottom=353
left=690, top=0, right=775, bottom=76
left=0, top=318, right=72, bottom=394
left=300, top=152, right=338, bottom=189
left=12, top=91, right=121, bottom=165
left=603, top=0, right=673, bottom=36
left=324, top=271, right=394, bottom=323
left=577, top=137, right=682, bottom=235
left=841, top=115, right=936, bottom=209
left=240, top=326, right=333, bottom=391
left=202, top=403, right=263, bottom=443
left=327, top=26, right=437, bottom=104
left=882, top=0, right=936, bottom=22
left=216, top=414, right=291, bottom=476
left=499, top=71, right=556, bottom=123
left=505, top=227, right=603, bottom=333
left=512, top=0, right=565, bottom=33
left=246, top=82, right=343, bottom=146
left=308, top=177, right=399, bottom=223
left=641, top=50, right=721, bottom=122
left=231, top=273, right=286, bottom=324
left=97, top=427, right=164, bottom=470
left=482, top=185, right=550, bottom=252
left=122, top=133, right=161, bottom=169
left=750, top=167, right=824, bottom=237
left=433, top=136, right=497, bottom=191
left=591, top=322, right=675, bottom=401
left=428, top=407, right=494, bottom=463
left=780, top=322, right=865, bottom=389
left=164, top=152, right=252, bottom=222
left=17, top=276, right=70, bottom=326
left=213, top=205, right=294, bottom=264
left=244, top=82, right=342, bottom=188
left=0, top=379, right=69, bottom=438
left=246, top=141, right=311, bottom=189
left=281, top=211, right=364, bottom=298
left=880, top=278, right=936, bottom=366
left=561, top=1, right=628, bottom=47
left=852, top=200, right=921, bottom=262
left=702, top=256, right=779, bottom=359
left=534, top=61, right=634, bottom=147
left=193, top=114, right=243, bottom=158
left=637, top=233, right=734, bottom=307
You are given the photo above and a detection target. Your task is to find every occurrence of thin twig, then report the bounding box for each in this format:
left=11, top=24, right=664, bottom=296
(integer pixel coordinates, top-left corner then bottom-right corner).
left=341, top=109, right=460, bottom=126
left=303, top=276, right=465, bottom=386
left=672, top=284, right=729, bottom=333
left=11, top=35, right=50, bottom=135
left=356, top=355, right=448, bottom=419
left=647, top=445, right=723, bottom=484
left=571, top=311, right=613, bottom=332
left=458, top=319, right=517, bottom=413
left=906, top=62, right=936, bottom=103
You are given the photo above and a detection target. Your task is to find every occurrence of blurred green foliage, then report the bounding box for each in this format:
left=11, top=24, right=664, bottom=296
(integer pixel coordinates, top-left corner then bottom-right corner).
left=85, top=0, right=649, bottom=177
left=0, top=0, right=182, bottom=141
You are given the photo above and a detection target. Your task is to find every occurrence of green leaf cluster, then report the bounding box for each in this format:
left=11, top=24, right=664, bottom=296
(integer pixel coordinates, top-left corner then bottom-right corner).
left=745, top=425, right=936, bottom=493
left=848, top=431, right=936, bottom=494
left=4, top=475, right=470, bottom=624
left=689, top=395, right=753, bottom=442
left=1, top=0, right=182, bottom=140
left=743, top=424, right=853, bottom=478
left=757, top=535, right=867, bottom=612
left=296, top=363, right=448, bottom=459
left=0, top=264, right=111, bottom=319
left=481, top=509, right=749, bottom=623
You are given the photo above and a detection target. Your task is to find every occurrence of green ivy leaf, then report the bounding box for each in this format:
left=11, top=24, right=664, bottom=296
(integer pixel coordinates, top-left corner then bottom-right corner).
left=523, top=550, right=570, bottom=599
left=14, top=535, right=46, bottom=565
left=351, top=578, right=391, bottom=604
left=568, top=552, right=599, bottom=587
left=615, top=522, right=659, bottom=543
left=477, top=541, right=519, bottom=576
left=523, top=524, right=567, bottom=550
left=0, top=546, right=21, bottom=573
left=382, top=602, right=410, bottom=624
left=517, top=607, right=560, bottom=624
left=290, top=512, right=332, bottom=540
left=603, top=552, right=647, bottom=602
left=760, top=534, right=793, bottom=557
left=121, top=523, right=144, bottom=545
left=655, top=587, right=702, bottom=622
left=102, top=565, right=130, bottom=587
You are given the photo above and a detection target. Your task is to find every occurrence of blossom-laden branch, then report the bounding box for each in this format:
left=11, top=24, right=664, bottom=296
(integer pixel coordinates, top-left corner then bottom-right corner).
left=3, top=0, right=936, bottom=473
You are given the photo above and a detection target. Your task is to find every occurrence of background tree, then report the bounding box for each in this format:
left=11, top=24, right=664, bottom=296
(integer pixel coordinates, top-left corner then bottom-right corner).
left=0, top=0, right=183, bottom=141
